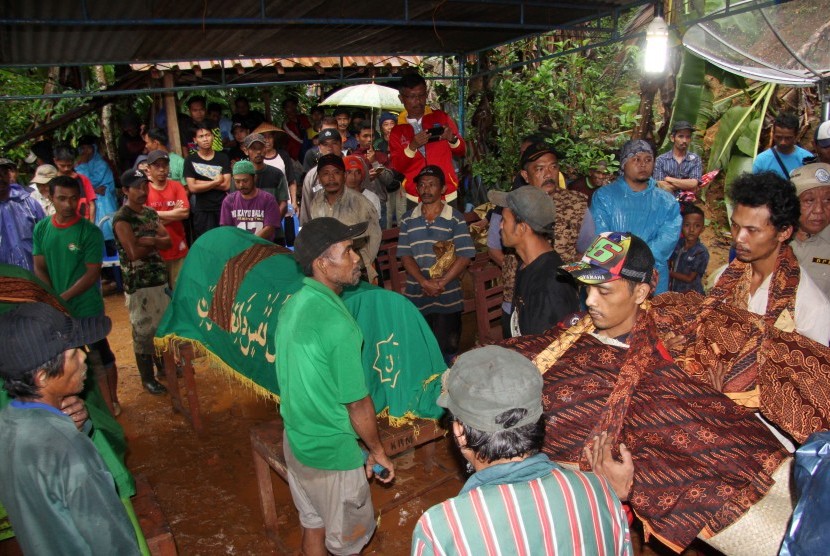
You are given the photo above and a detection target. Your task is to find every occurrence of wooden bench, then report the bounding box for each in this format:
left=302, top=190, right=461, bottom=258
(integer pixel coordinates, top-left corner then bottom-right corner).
left=133, top=474, right=177, bottom=555
left=249, top=418, right=451, bottom=549
left=469, top=263, right=504, bottom=344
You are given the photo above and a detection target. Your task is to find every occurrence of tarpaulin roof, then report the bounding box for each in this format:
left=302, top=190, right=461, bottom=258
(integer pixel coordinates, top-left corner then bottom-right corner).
left=0, top=0, right=647, bottom=67
left=683, top=0, right=829, bottom=86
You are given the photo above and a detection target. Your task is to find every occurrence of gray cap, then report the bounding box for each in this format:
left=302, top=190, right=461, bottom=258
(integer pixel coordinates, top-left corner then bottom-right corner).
left=31, top=164, right=58, bottom=184
left=438, top=346, right=543, bottom=433
left=146, top=150, right=169, bottom=165
left=790, top=162, right=830, bottom=197
left=488, top=186, right=555, bottom=234
left=242, top=132, right=266, bottom=149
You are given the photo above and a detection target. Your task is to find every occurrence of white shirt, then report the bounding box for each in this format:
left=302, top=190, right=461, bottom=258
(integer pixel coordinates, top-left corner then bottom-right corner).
left=715, top=265, right=830, bottom=345
left=361, top=189, right=381, bottom=216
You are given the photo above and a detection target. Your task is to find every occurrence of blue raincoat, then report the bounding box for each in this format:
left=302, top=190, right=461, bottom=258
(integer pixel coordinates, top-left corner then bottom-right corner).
left=590, top=175, right=681, bottom=294
left=0, top=184, right=46, bottom=271
left=76, top=145, right=118, bottom=241
left=780, top=431, right=830, bottom=555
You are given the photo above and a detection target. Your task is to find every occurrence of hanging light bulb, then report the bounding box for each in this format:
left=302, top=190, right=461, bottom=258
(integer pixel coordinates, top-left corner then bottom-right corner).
left=644, top=16, right=669, bottom=73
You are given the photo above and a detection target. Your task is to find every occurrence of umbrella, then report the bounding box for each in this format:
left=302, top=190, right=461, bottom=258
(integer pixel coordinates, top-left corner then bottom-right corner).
left=320, top=83, right=403, bottom=112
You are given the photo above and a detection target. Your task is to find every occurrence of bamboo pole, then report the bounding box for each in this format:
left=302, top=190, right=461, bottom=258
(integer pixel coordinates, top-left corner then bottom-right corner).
left=163, top=72, right=183, bottom=155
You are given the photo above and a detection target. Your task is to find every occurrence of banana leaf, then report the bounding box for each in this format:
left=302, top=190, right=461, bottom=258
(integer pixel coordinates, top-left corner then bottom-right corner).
left=723, top=154, right=755, bottom=223
left=661, top=51, right=708, bottom=152
left=708, top=105, right=752, bottom=171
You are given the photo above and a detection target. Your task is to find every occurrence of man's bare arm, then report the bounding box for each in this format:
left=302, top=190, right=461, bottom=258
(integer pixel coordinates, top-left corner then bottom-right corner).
left=347, top=395, right=395, bottom=482
left=61, top=263, right=102, bottom=302
left=33, top=255, right=53, bottom=288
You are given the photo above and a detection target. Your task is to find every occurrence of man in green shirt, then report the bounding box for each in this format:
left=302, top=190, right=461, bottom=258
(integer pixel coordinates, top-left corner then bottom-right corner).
left=32, top=175, right=122, bottom=415
left=276, top=217, right=395, bottom=556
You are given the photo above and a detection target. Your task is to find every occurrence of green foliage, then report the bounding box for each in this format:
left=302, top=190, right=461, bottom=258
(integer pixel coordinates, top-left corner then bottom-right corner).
left=660, top=51, right=707, bottom=152
left=472, top=39, right=637, bottom=189
left=0, top=68, right=114, bottom=160
left=707, top=82, right=775, bottom=172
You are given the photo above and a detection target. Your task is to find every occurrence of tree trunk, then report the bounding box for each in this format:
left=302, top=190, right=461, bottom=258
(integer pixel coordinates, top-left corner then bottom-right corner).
left=29, top=66, right=61, bottom=132
left=91, top=66, right=117, bottom=165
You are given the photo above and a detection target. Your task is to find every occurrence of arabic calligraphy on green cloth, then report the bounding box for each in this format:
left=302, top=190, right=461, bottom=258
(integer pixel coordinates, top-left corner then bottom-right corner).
left=154, top=227, right=445, bottom=423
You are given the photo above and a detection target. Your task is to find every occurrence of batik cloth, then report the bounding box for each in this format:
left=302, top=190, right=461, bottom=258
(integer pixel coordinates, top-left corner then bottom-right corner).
left=650, top=246, right=830, bottom=443
left=499, top=312, right=787, bottom=551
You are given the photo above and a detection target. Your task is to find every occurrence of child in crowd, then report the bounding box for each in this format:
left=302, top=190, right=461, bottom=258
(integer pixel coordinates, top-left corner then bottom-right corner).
left=669, top=203, right=709, bottom=294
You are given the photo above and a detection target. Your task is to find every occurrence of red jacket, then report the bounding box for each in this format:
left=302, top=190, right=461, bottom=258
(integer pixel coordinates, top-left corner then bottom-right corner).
left=388, top=108, right=465, bottom=203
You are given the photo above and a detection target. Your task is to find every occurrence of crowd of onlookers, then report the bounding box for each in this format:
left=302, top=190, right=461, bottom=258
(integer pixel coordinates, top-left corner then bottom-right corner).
left=3, top=68, right=830, bottom=556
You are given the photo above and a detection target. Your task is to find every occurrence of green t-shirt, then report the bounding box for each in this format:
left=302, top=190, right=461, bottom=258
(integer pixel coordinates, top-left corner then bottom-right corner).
left=168, top=152, right=186, bottom=184
left=275, top=277, right=368, bottom=470
left=32, top=216, right=104, bottom=317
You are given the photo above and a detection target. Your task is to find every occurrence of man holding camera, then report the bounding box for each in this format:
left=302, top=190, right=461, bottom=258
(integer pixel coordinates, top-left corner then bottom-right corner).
left=389, top=72, right=465, bottom=209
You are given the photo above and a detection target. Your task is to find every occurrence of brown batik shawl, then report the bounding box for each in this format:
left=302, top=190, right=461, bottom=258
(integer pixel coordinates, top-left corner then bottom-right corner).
left=651, top=245, right=830, bottom=443
left=499, top=312, right=787, bottom=552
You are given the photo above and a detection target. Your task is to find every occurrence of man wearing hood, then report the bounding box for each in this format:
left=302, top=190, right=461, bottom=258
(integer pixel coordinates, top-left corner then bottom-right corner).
left=76, top=135, right=118, bottom=247
left=0, top=157, right=46, bottom=271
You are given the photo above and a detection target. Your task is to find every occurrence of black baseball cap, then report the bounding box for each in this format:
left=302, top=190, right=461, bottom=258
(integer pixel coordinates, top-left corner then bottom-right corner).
left=520, top=142, right=559, bottom=169
left=146, top=150, right=169, bottom=165
left=414, top=165, right=445, bottom=186
left=0, top=303, right=111, bottom=379
left=317, top=128, right=341, bottom=144
left=120, top=168, right=149, bottom=188
left=317, top=153, right=345, bottom=173
left=671, top=121, right=695, bottom=134
left=294, top=217, right=368, bottom=275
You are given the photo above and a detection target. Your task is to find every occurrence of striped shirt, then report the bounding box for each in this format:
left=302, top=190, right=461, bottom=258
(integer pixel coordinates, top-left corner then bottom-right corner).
left=412, top=456, right=632, bottom=556
left=398, top=203, right=476, bottom=314
left=653, top=150, right=702, bottom=184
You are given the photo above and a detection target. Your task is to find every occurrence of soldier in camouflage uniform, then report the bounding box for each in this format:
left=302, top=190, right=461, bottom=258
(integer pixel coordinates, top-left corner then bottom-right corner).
left=113, top=168, right=171, bottom=395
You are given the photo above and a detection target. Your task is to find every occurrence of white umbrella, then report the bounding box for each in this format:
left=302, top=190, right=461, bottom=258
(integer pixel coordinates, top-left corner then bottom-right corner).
left=320, top=83, right=404, bottom=112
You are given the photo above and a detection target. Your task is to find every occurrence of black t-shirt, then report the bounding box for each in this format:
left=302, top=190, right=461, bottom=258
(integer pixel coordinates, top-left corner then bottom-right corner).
left=512, top=250, right=579, bottom=336
left=255, top=166, right=289, bottom=202
left=183, top=151, right=231, bottom=212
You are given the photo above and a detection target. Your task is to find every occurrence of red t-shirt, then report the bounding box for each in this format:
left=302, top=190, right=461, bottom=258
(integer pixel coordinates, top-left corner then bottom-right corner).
left=72, top=172, right=97, bottom=219
left=145, top=179, right=190, bottom=261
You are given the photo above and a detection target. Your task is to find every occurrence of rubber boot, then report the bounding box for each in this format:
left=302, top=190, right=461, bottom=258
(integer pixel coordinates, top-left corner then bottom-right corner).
left=136, top=353, right=167, bottom=395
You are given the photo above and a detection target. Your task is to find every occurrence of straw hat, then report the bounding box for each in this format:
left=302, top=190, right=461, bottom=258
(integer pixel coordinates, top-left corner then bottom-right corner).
left=252, top=122, right=286, bottom=136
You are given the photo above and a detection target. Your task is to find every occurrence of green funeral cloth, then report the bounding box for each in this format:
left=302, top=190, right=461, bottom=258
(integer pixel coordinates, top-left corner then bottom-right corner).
left=154, top=226, right=446, bottom=423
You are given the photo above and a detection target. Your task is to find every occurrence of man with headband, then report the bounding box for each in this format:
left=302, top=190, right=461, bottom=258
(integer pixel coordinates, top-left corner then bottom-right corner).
left=591, top=139, right=681, bottom=293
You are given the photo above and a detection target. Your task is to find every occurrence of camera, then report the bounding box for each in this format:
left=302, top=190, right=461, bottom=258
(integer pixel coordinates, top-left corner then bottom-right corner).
left=427, top=126, right=445, bottom=142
